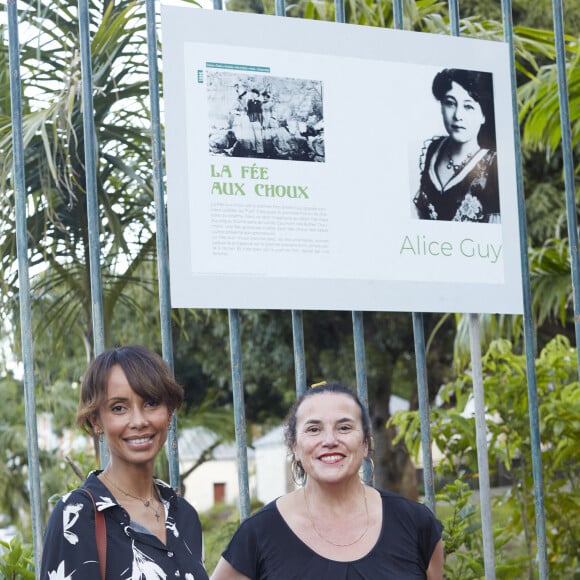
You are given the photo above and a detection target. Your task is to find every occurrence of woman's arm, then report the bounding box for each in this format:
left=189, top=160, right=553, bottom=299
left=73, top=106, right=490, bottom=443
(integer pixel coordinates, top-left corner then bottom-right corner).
left=210, top=557, right=252, bottom=580
left=426, top=539, right=445, bottom=580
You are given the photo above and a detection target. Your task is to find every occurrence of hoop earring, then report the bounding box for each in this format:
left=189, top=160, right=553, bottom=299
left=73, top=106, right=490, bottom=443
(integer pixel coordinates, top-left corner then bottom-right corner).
left=361, top=456, right=375, bottom=486
left=291, top=458, right=307, bottom=487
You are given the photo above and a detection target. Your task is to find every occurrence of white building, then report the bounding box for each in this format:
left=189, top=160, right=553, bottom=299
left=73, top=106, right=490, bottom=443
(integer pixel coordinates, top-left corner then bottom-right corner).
left=179, top=426, right=255, bottom=513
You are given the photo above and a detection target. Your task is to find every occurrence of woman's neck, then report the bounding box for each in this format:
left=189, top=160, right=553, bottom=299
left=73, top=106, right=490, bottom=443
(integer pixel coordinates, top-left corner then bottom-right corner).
left=304, top=479, right=364, bottom=510
left=446, top=137, right=480, bottom=158
left=102, top=463, right=155, bottom=497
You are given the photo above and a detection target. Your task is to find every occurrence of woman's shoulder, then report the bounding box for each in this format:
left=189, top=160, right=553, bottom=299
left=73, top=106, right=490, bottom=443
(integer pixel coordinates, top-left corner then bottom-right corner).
left=242, top=499, right=279, bottom=524
left=377, top=489, right=437, bottom=520
left=422, top=135, right=446, bottom=152
left=51, top=487, right=94, bottom=513
left=419, top=136, right=446, bottom=171
left=52, top=472, right=104, bottom=510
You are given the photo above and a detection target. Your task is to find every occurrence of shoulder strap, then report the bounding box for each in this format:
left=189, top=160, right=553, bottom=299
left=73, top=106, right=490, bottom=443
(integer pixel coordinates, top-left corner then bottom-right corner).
left=80, top=489, right=107, bottom=580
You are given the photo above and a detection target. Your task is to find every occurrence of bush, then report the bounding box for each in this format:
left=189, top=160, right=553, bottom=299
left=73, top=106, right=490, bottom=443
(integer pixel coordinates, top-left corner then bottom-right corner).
left=391, top=335, right=580, bottom=578
left=0, top=535, right=35, bottom=580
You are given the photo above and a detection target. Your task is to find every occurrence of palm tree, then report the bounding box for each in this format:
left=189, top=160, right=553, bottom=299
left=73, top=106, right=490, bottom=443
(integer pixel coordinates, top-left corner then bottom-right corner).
left=0, top=0, right=158, bottom=358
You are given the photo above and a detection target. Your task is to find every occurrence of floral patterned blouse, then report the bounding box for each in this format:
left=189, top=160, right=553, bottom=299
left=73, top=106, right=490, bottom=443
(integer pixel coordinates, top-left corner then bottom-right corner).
left=414, top=136, right=500, bottom=223
left=40, top=471, right=209, bottom=580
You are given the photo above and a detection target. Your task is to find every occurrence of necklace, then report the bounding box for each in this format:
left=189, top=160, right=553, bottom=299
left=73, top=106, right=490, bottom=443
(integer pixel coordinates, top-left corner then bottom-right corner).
left=303, top=485, right=369, bottom=547
left=446, top=149, right=478, bottom=173
left=102, top=471, right=162, bottom=523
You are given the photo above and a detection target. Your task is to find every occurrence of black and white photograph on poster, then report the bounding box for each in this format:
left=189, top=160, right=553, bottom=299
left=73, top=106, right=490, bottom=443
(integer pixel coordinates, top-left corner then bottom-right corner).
left=207, top=71, right=325, bottom=162
left=411, top=68, right=500, bottom=223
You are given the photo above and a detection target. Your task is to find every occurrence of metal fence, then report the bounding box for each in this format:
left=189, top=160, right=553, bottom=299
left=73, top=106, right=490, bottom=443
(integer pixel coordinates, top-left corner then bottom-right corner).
left=6, top=0, right=579, bottom=577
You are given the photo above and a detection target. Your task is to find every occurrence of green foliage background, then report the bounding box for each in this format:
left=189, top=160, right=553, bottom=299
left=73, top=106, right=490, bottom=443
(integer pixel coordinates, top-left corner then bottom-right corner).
left=0, top=0, right=580, bottom=575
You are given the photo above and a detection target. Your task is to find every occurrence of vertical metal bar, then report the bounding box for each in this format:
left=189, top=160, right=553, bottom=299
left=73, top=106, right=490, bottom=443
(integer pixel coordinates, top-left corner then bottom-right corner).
left=211, top=0, right=252, bottom=518
left=552, top=0, right=580, bottom=370
left=334, top=0, right=345, bottom=24
left=352, top=311, right=372, bottom=484
left=447, top=0, right=495, bottom=571
left=392, top=0, right=437, bottom=511
left=448, top=0, right=460, bottom=36
left=7, top=1, right=44, bottom=571
left=273, top=0, right=306, bottom=403
left=333, top=0, right=373, bottom=486
left=392, top=0, right=403, bottom=30
left=144, top=0, right=180, bottom=491
left=411, top=313, right=435, bottom=513
left=228, top=309, right=251, bottom=520
left=78, top=0, right=108, bottom=466
left=501, top=0, right=549, bottom=575
left=468, top=315, right=496, bottom=578
left=77, top=0, right=105, bottom=357
left=292, top=311, right=307, bottom=397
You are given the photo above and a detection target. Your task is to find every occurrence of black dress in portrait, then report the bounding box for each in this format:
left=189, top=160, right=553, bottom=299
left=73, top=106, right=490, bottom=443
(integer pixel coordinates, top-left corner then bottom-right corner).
left=414, top=136, right=500, bottom=223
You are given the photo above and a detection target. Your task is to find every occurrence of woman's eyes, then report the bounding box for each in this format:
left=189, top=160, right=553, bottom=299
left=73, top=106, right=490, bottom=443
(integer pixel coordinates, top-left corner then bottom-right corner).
left=305, top=424, right=354, bottom=434
left=109, top=401, right=160, bottom=412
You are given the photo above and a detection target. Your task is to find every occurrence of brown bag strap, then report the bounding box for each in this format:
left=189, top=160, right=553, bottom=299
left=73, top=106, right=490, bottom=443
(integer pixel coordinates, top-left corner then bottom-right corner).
left=81, top=489, right=107, bottom=580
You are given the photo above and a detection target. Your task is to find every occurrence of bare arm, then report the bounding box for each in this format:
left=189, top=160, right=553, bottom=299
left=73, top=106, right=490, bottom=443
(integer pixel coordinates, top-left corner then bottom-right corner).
left=426, top=540, right=445, bottom=580
left=210, top=557, right=252, bottom=580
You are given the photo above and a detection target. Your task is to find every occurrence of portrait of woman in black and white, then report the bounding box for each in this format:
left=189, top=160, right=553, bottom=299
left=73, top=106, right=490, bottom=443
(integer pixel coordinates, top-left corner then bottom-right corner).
left=413, top=68, right=500, bottom=223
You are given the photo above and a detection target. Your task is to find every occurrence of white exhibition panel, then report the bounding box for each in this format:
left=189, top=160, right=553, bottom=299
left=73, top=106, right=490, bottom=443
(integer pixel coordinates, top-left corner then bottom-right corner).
left=161, top=3, right=523, bottom=313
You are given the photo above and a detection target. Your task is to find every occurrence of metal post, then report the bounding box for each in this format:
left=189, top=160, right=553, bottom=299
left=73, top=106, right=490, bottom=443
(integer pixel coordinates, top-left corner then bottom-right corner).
left=501, top=0, right=549, bottom=575
left=7, top=0, right=44, bottom=571
left=228, top=309, right=251, bottom=520
left=447, top=0, right=496, bottom=571
left=552, top=0, right=580, bottom=371
left=412, top=313, right=436, bottom=513
left=77, top=0, right=108, bottom=464
left=352, top=311, right=373, bottom=484
left=334, top=0, right=345, bottom=24
left=144, top=0, right=180, bottom=491
left=275, top=0, right=285, bottom=17
left=292, top=311, right=307, bottom=397
left=77, top=0, right=106, bottom=357
left=392, top=0, right=403, bottom=30
left=392, top=0, right=437, bottom=511
left=468, top=315, right=496, bottom=579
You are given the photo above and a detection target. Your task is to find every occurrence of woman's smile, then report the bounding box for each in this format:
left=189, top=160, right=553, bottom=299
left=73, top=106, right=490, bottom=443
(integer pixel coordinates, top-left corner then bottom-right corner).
left=318, top=453, right=346, bottom=464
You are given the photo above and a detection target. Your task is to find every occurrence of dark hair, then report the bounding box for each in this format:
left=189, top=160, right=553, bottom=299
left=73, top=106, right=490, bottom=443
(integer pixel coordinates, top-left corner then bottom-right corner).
left=432, top=68, right=496, bottom=149
left=76, top=345, right=184, bottom=432
left=284, top=382, right=373, bottom=482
